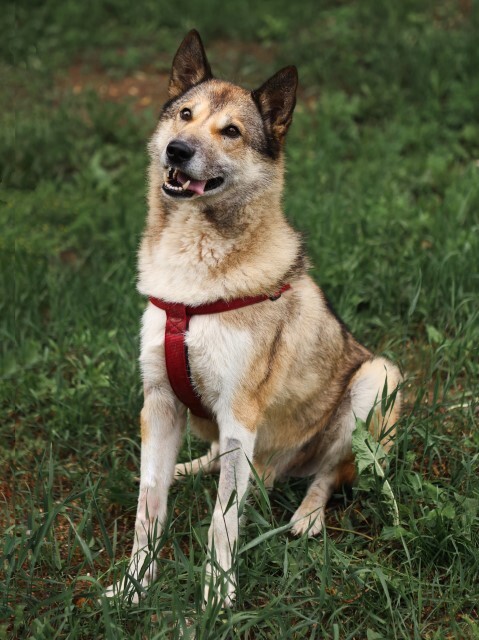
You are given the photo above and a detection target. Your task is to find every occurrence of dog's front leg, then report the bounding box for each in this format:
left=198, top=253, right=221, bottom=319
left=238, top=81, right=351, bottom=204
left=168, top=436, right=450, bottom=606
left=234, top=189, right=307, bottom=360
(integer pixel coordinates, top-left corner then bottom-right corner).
left=106, top=387, right=185, bottom=601
left=205, top=419, right=256, bottom=607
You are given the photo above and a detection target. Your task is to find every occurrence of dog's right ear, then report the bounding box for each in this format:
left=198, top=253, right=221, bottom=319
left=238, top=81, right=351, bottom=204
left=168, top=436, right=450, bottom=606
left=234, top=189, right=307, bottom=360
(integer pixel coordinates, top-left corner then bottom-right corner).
left=168, top=30, right=212, bottom=99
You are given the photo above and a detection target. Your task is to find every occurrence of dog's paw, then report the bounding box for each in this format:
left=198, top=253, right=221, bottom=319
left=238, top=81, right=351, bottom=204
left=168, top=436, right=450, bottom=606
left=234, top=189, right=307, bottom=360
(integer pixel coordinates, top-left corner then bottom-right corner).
left=104, top=578, right=142, bottom=604
left=290, top=506, right=325, bottom=537
left=203, top=582, right=235, bottom=610
left=203, top=565, right=236, bottom=609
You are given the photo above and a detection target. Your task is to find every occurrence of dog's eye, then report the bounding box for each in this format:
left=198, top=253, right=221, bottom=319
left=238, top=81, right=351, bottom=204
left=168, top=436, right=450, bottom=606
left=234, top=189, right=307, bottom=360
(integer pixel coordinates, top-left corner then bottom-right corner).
left=180, top=108, right=192, bottom=121
left=222, top=125, right=241, bottom=139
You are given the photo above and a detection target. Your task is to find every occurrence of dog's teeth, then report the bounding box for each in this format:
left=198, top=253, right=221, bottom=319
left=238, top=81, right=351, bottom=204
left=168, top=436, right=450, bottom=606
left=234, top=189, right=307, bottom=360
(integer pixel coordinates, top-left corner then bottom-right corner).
left=173, top=169, right=178, bottom=180
left=182, top=180, right=191, bottom=190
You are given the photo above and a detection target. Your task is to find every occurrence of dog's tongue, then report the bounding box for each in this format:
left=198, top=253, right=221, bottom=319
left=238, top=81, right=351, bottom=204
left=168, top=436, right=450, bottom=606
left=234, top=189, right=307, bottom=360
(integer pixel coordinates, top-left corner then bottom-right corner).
left=177, top=171, right=207, bottom=195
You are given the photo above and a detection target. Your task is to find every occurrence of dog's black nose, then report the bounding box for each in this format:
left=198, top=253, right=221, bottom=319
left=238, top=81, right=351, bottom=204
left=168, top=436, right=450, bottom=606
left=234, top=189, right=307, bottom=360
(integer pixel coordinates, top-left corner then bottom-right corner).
left=166, top=140, right=195, bottom=163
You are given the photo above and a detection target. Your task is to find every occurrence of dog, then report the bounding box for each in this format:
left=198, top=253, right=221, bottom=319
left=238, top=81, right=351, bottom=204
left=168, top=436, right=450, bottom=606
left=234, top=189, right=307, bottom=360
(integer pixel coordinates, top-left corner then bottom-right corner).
left=106, top=29, right=402, bottom=607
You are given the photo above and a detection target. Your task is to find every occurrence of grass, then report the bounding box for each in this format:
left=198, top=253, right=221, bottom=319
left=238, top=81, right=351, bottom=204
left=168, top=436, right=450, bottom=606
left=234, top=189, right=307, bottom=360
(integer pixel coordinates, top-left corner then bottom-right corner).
left=3, top=0, right=479, bottom=637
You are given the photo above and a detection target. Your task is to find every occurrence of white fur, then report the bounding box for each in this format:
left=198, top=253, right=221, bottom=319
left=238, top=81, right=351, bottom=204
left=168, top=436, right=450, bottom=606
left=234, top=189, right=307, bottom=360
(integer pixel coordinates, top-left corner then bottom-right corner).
left=141, top=301, right=254, bottom=418
left=137, top=198, right=299, bottom=305
left=138, top=207, right=244, bottom=303
left=205, top=420, right=256, bottom=606
left=350, top=357, right=395, bottom=420
left=185, top=318, right=257, bottom=605
left=139, top=302, right=167, bottom=384
left=108, top=301, right=257, bottom=604
left=187, top=315, right=253, bottom=413
left=174, top=441, right=220, bottom=478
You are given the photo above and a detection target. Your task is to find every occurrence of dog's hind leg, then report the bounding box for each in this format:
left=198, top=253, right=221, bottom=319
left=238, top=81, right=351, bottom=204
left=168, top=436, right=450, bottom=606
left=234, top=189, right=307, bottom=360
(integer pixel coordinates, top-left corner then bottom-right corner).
left=174, top=441, right=220, bottom=479
left=291, top=356, right=401, bottom=537
left=290, top=424, right=353, bottom=537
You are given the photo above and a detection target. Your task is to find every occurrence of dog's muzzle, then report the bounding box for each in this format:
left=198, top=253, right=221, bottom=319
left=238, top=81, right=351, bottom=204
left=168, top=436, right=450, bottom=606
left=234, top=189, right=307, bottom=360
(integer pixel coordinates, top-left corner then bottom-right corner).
left=162, top=149, right=224, bottom=198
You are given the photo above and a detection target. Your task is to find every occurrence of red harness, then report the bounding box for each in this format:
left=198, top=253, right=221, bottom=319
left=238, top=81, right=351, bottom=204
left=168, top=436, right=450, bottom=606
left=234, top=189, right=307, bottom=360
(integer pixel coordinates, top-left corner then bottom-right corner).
left=149, top=284, right=291, bottom=419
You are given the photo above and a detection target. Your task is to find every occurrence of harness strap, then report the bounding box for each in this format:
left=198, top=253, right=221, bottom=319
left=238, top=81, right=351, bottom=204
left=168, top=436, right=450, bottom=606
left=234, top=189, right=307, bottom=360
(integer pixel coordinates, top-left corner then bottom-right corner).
left=149, top=284, right=291, bottom=418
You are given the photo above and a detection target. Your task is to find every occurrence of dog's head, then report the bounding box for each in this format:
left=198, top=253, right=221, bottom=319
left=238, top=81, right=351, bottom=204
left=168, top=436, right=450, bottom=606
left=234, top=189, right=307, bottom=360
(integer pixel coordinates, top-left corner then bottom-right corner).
left=150, top=30, right=298, bottom=204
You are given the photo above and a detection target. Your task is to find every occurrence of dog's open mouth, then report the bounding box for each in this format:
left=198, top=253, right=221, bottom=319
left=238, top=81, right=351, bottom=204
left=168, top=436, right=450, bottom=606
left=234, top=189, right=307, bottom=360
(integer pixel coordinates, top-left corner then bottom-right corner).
left=162, top=167, right=224, bottom=198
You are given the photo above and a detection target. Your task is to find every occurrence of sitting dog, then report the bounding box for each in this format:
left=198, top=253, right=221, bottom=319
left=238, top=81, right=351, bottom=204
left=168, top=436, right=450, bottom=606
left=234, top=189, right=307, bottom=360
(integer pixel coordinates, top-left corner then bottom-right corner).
left=107, top=30, right=402, bottom=607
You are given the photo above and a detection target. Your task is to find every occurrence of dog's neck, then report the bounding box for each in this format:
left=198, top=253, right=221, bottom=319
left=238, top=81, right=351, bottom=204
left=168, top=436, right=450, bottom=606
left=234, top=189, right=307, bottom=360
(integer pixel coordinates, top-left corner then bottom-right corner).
left=137, top=164, right=304, bottom=304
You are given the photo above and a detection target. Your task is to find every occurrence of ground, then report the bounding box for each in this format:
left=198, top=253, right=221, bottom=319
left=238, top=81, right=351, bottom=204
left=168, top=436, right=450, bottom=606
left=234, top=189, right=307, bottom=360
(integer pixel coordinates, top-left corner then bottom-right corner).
left=3, top=1, right=479, bottom=638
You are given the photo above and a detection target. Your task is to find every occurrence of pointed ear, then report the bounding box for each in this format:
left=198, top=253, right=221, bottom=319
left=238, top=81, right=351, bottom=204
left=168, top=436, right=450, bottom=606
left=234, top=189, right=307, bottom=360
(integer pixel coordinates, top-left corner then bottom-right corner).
left=168, top=30, right=212, bottom=99
left=252, top=66, right=298, bottom=141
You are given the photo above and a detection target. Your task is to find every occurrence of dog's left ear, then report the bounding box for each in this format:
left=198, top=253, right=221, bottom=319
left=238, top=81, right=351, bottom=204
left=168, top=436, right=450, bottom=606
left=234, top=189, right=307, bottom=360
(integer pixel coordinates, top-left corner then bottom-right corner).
left=252, top=66, right=298, bottom=140
left=168, top=30, right=213, bottom=99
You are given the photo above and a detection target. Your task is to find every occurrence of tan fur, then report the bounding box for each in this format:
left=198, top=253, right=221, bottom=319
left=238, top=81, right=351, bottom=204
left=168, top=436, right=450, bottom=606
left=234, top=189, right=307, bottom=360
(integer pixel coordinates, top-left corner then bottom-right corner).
left=140, top=410, right=148, bottom=441
left=107, top=31, right=402, bottom=607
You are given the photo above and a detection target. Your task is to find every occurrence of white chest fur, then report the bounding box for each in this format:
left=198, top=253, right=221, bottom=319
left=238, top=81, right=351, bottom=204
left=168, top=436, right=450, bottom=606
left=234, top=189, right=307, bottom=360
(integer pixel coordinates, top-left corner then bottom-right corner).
left=138, top=206, right=250, bottom=305
left=140, top=303, right=253, bottom=415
